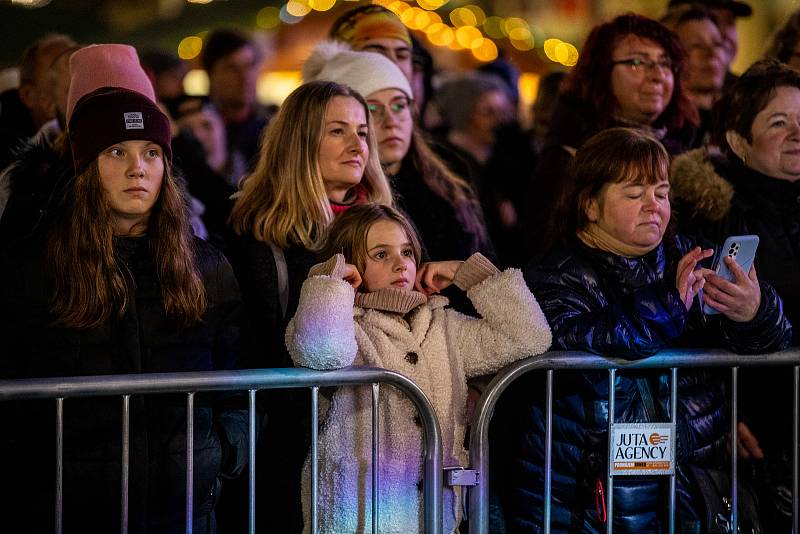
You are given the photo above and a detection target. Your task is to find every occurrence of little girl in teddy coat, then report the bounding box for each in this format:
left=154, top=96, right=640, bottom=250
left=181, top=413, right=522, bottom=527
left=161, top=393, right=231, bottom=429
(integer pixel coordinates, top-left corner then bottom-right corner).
left=286, top=204, right=552, bottom=533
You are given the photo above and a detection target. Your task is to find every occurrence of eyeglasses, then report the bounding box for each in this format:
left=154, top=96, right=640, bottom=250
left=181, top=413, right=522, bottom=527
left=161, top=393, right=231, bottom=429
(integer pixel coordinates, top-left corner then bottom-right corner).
left=367, top=98, right=412, bottom=123
left=612, top=57, right=674, bottom=74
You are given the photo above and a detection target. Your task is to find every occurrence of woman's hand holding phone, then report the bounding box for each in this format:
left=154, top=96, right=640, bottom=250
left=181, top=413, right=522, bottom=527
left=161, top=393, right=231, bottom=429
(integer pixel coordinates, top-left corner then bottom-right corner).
left=702, top=259, right=761, bottom=322
left=676, top=247, right=714, bottom=311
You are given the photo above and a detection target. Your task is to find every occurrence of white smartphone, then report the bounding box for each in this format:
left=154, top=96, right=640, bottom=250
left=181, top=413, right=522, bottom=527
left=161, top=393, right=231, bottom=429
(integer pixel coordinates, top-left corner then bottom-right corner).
left=700, top=235, right=759, bottom=315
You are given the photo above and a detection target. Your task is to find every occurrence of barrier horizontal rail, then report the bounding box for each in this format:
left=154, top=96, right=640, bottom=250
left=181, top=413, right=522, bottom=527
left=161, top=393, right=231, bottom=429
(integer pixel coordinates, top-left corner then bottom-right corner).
left=0, top=366, right=444, bottom=534
left=468, top=348, right=800, bottom=534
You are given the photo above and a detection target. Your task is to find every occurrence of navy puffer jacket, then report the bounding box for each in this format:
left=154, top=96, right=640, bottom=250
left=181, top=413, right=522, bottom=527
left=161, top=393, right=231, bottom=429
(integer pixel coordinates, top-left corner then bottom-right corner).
left=495, top=234, right=791, bottom=533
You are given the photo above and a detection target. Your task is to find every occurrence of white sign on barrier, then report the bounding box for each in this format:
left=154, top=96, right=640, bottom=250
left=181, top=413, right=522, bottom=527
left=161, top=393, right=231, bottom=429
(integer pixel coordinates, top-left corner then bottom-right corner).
left=610, top=423, right=674, bottom=476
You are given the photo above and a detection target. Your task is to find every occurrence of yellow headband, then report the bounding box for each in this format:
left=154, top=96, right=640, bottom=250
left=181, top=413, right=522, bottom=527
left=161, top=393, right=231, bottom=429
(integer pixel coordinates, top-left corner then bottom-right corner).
left=333, top=8, right=412, bottom=48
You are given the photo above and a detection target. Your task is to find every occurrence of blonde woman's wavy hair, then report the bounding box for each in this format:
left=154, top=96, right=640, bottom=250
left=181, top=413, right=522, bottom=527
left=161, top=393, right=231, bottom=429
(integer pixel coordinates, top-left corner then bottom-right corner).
left=229, top=80, right=393, bottom=249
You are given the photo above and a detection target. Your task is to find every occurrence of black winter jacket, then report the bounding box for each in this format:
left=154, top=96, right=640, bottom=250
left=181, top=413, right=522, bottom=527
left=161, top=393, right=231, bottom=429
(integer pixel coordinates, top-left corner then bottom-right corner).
left=0, top=237, right=248, bottom=533
left=495, top=235, right=791, bottom=533
left=671, top=149, right=800, bottom=461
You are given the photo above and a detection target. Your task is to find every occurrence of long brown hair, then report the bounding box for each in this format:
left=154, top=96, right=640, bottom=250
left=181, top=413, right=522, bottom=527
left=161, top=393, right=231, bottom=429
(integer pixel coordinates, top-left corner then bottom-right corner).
left=408, top=128, right=491, bottom=254
left=47, top=162, right=206, bottom=329
left=319, top=203, right=422, bottom=275
left=229, top=80, right=393, bottom=249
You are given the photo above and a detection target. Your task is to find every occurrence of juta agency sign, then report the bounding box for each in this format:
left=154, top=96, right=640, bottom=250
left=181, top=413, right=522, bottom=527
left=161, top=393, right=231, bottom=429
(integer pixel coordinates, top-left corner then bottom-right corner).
left=609, top=423, right=675, bottom=476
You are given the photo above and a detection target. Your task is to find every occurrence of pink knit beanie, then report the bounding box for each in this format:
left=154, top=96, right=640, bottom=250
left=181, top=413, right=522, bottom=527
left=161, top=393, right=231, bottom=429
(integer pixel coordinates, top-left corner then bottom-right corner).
left=66, top=44, right=156, bottom=122
left=66, top=44, right=171, bottom=172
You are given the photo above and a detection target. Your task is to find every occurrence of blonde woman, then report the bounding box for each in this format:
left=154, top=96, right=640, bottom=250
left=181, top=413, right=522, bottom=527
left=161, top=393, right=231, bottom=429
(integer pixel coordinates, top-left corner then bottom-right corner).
left=225, top=79, right=393, bottom=532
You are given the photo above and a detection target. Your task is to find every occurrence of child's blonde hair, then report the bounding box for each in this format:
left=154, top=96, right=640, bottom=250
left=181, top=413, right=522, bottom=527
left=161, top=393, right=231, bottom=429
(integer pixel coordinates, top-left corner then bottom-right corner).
left=320, top=203, right=423, bottom=274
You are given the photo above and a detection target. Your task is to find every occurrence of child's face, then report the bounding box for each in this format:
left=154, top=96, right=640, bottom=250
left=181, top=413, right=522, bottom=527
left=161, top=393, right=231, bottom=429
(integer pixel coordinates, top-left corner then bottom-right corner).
left=362, top=220, right=417, bottom=292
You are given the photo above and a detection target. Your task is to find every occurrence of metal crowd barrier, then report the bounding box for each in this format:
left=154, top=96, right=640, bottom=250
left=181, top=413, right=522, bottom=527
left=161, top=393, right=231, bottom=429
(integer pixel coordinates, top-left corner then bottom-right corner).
left=468, top=348, right=800, bottom=534
left=0, top=366, right=444, bottom=534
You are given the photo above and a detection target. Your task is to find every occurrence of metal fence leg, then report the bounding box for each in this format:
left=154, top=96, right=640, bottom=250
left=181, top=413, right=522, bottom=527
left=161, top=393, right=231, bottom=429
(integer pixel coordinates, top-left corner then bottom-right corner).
left=794, top=366, right=798, bottom=534
left=56, top=397, right=63, bottom=534
left=544, top=369, right=554, bottom=534
left=248, top=389, right=256, bottom=534
left=121, top=394, right=130, bottom=534
left=730, top=367, right=738, bottom=533
left=607, top=369, right=615, bottom=534
left=372, top=383, right=380, bottom=534
left=186, top=392, right=194, bottom=534
left=311, top=386, right=319, bottom=534
left=669, top=369, right=677, bottom=534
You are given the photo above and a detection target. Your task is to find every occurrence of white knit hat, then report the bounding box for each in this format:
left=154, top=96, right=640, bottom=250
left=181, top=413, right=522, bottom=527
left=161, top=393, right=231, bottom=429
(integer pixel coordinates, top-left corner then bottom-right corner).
left=302, top=40, right=413, bottom=100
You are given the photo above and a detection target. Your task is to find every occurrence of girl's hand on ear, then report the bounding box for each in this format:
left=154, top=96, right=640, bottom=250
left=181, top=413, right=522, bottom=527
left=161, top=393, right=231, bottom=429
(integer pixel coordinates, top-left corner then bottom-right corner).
left=415, top=261, right=462, bottom=296
left=341, top=263, right=362, bottom=290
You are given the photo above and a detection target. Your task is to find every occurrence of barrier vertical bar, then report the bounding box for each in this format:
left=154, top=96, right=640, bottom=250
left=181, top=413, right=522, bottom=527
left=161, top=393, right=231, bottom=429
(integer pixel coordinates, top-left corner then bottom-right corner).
left=311, top=386, right=319, bottom=534
left=56, top=397, right=63, bottom=534
left=794, top=366, right=798, bottom=534
left=669, top=369, right=677, bottom=534
left=372, top=383, right=380, bottom=534
left=730, top=367, right=738, bottom=533
left=544, top=369, right=554, bottom=534
left=248, top=389, right=256, bottom=534
left=607, top=369, right=615, bottom=534
left=121, top=394, right=130, bottom=534
left=186, top=392, right=194, bottom=534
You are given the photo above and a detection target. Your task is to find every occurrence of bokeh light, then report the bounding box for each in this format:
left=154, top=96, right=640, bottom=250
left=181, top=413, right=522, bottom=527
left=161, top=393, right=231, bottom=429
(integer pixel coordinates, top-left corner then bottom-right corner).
left=309, top=0, right=336, bottom=11
left=417, top=0, right=447, bottom=9
left=427, top=24, right=455, bottom=47
left=450, top=7, right=477, bottom=27
left=286, top=0, right=311, bottom=17
left=177, top=36, right=203, bottom=60
left=256, top=6, right=281, bottom=29
left=464, top=5, right=486, bottom=26
left=280, top=3, right=305, bottom=23
left=471, top=38, right=498, bottom=62
left=543, top=38, right=562, bottom=62
left=183, top=69, right=209, bottom=96
left=483, top=16, right=507, bottom=39
left=455, top=26, right=482, bottom=49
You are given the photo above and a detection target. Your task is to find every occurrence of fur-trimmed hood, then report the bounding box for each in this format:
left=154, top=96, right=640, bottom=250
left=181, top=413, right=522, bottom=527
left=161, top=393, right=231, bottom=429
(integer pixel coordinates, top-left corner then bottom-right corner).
left=670, top=148, right=735, bottom=222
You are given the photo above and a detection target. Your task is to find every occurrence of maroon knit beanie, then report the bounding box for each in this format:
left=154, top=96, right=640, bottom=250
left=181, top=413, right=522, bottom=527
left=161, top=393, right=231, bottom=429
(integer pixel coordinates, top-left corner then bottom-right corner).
left=68, top=87, right=172, bottom=173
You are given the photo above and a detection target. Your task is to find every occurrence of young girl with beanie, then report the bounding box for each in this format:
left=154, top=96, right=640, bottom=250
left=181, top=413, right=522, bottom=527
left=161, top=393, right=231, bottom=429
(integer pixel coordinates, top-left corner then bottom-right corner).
left=285, top=203, right=552, bottom=533
left=0, top=44, right=247, bottom=532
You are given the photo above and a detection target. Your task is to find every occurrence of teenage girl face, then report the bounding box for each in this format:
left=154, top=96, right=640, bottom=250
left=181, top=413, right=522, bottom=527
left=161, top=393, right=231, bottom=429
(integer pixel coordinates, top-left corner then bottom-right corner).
left=362, top=219, right=417, bottom=292
left=97, top=139, right=164, bottom=235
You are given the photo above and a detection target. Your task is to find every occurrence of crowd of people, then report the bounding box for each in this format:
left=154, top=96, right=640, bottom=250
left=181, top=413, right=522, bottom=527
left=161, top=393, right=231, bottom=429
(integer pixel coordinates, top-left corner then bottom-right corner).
left=0, top=0, right=799, bottom=532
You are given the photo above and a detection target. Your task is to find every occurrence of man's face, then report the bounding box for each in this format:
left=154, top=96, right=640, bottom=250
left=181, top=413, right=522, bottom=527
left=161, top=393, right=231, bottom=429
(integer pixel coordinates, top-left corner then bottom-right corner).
left=20, top=39, right=74, bottom=129
left=710, top=7, right=738, bottom=66
left=208, top=44, right=259, bottom=117
left=356, top=37, right=413, bottom=81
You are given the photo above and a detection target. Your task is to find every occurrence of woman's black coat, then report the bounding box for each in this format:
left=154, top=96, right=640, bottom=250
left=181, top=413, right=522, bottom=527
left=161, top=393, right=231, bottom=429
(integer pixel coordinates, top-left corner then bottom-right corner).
left=0, top=237, right=248, bottom=533
left=495, top=235, right=791, bottom=533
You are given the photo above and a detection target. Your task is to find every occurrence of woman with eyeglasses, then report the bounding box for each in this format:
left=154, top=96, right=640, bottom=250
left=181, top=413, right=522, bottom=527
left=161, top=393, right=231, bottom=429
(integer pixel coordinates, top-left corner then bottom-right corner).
left=303, top=41, right=493, bottom=266
left=523, top=13, right=698, bottom=261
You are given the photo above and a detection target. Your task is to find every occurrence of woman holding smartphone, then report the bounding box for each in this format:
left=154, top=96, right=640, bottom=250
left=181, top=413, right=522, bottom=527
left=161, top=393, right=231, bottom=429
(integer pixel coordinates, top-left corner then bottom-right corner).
left=671, top=59, right=800, bottom=531
left=494, top=127, right=791, bottom=533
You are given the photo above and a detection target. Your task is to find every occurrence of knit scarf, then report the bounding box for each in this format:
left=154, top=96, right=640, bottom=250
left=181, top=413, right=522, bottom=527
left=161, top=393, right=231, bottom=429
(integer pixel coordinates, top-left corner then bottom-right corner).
left=354, top=287, right=428, bottom=315
left=330, top=184, right=368, bottom=216
left=577, top=223, right=659, bottom=258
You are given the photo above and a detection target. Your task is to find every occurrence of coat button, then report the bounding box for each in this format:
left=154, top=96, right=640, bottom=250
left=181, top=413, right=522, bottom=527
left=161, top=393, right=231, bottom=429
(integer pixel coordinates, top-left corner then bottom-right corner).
left=416, top=479, right=423, bottom=492
left=405, top=351, right=418, bottom=364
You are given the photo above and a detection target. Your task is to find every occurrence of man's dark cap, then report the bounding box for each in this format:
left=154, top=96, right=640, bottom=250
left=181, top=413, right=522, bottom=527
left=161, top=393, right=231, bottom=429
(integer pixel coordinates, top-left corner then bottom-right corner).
left=667, top=0, right=751, bottom=17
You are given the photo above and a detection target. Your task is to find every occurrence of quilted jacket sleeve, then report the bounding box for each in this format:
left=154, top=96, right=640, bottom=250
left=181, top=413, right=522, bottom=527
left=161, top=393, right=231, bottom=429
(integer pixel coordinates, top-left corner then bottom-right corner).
left=524, top=258, right=689, bottom=360
left=447, top=266, right=552, bottom=378
left=285, top=271, right=358, bottom=370
left=717, top=280, right=793, bottom=354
